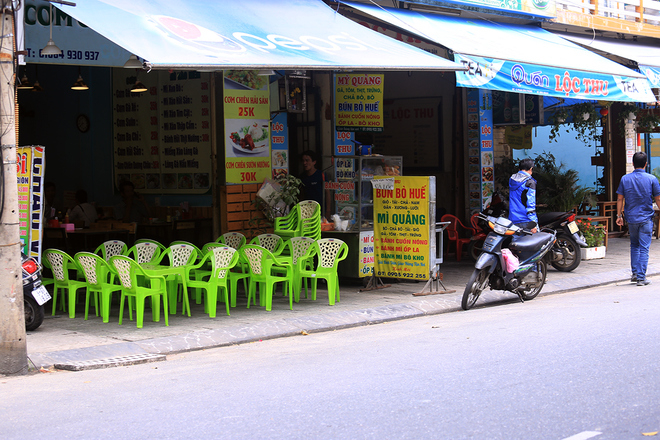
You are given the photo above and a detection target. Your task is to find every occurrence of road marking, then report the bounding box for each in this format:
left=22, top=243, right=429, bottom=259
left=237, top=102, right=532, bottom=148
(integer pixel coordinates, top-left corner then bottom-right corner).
left=562, top=431, right=602, bottom=440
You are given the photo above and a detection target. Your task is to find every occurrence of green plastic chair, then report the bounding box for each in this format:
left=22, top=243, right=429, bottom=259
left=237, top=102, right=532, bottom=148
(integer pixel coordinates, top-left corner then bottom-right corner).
left=94, top=240, right=128, bottom=261
left=249, top=233, right=285, bottom=256
left=217, top=232, right=246, bottom=249
left=240, top=245, right=294, bottom=311
left=273, top=208, right=299, bottom=240
left=126, top=242, right=162, bottom=264
left=273, top=237, right=316, bottom=302
left=42, top=249, right=87, bottom=318
left=298, top=238, right=348, bottom=306
left=152, top=243, right=198, bottom=315
left=185, top=246, right=241, bottom=317
left=110, top=255, right=169, bottom=328
left=74, top=252, right=122, bottom=322
left=134, top=238, right=166, bottom=253
left=298, top=200, right=322, bottom=240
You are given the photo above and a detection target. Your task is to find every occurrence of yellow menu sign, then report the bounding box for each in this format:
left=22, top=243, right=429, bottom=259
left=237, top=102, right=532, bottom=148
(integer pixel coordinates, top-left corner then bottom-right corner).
left=335, top=73, right=384, bottom=133
left=224, top=71, right=272, bottom=184
left=373, top=176, right=431, bottom=279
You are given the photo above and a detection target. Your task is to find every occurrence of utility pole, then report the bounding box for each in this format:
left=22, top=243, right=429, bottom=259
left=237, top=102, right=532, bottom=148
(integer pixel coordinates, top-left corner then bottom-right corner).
left=0, top=1, right=27, bottom=376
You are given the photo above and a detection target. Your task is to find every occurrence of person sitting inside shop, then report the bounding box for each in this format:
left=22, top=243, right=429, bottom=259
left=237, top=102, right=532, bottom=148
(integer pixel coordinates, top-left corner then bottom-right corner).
left=114, top=180, right=150, bottom=223
left=69, top=189, right=98, bottom=228
left=300, top=150, right=325, bottom=207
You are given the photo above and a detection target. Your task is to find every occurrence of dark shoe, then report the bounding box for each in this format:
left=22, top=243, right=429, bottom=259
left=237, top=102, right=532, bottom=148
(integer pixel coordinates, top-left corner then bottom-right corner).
left=631, top=275, right=638, bottom=282
left=637, top=279, right=651, bottom=286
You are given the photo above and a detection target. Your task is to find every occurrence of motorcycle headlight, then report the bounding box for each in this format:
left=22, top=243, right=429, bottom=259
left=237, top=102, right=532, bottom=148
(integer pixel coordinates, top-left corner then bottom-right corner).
left=493, top=224, right=507, bottom=235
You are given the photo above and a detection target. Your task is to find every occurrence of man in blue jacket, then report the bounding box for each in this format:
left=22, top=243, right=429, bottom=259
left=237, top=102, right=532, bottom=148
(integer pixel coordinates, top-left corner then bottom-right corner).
left=616, top=151, right=660, bottom=286
left=509, top=158, right=538, bottom=233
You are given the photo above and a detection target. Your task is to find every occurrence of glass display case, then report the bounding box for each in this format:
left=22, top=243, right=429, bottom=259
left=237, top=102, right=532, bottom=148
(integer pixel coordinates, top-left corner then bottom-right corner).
left=326, top=155, right=403, bottom=232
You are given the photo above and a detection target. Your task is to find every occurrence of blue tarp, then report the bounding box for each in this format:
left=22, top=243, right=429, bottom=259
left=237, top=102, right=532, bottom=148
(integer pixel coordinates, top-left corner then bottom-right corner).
left=343, top=2, right=655, bottom=102
left=56, top=0, right=466, bottom=71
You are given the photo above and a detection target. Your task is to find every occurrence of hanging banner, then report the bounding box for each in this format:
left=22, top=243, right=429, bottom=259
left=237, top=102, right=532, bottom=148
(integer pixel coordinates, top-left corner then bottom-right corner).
left=455, top=55, right=656, bottom=102
left=335, top=73, right=384, bottom=133
left=18, top=146, right=45, bottom=261
left=224, top=70, right=271, bottom=185
left=112, top=69, right=212, bottom=193
left=373, top=176, right=431, bottom=280
left=270, top=112, right=288, bottom=180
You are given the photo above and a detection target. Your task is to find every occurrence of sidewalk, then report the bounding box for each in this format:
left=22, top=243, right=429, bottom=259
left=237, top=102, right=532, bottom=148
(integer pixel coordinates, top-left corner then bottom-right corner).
left=24, top=236, right=660, bottom=371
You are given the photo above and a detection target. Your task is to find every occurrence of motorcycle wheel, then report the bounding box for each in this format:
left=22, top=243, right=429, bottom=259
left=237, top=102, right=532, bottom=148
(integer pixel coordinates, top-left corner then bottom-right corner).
left=24, top=295, right=44, bottom=331
left=519, top=260, right=547, bottom=301
left=467, top=240, right=483, bottom=262
left=462, top=268, right=489, bottom=310
left=550, top=234, right=581, bottom=272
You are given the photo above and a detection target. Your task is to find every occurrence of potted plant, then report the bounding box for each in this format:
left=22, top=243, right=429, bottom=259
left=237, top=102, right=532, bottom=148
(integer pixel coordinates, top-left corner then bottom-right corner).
left=548, top=107, right=570, bottom=142
left=576, top=218, right=606, bottom=260
left=569, top=102, right=600, bottom=144
left=636, top=109, right=660, bottom=132
left=617, top=103, right=640, bottom=136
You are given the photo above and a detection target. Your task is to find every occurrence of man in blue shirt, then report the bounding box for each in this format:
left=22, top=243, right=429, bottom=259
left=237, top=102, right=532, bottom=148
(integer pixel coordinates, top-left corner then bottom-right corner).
left=509, top=158, right=538, bottom=233
left=616, top=151, right=660, bottom=286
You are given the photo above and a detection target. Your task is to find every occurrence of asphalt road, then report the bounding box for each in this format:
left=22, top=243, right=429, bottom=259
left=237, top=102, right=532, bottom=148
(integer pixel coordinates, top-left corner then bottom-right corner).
left=2, top=282, right=659, bottom=440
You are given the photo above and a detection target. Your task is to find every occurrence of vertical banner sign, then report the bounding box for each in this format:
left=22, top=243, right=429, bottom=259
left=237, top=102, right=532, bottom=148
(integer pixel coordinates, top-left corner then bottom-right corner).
left=224, top=70, right=271, bottom=185
left=334, top=130, right=355, bottom=155
left=17, top=147, right=32, bottom=254
left=373, top=176, right=430, bottom=279
left=478, top=89, right=495, bottom=210
left=270, top=112, right=288, bottom=179
left=466, top=89, right=481, bottom=213
left=335, top=73, right=384, bottom=133
left=113, top=70, right=212, bottom=193
left=17, top=146, right=45, bottom=260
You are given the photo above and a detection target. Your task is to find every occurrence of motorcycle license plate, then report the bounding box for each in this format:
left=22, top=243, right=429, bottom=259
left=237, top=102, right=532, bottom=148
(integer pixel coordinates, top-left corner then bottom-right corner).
left=568, top=221, right=579, bottom=234
left=31, top=285, right=51, bottom=306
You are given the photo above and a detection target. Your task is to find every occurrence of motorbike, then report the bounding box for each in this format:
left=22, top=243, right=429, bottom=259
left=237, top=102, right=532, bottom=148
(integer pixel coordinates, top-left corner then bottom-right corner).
left=537, top=211, right=588, bottom=272
left=467, top=191, right=509, bottom=262
left=462, top=214, right=556, bottom=311
left=22, top=252, right=50, bottom=331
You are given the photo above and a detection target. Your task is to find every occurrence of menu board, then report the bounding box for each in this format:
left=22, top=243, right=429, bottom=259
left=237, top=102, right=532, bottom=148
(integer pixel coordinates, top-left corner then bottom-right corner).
left=335, top=73, right=384, bottom=133
left=112, top=70, right=212, bottom=193
left=373, top=97, right=441, bottom=167
left=223, top=70, right=272, bottom=185
left=373, top=176, right=431, bottom=280
left=270, top=112, right=288, bottom=180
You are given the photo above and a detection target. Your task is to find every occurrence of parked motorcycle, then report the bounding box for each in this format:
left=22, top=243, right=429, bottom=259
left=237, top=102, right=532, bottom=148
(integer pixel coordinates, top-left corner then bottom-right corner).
left=537, top=211, right=588, bottom=272
left=462, top=214, right=556, bottom=311
left=467, top=191, right=509, bottom=262
left=22, top=252, right=50, bottom=331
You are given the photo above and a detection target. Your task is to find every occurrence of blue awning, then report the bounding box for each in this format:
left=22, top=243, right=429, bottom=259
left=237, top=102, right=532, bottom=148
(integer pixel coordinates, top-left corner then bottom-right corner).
left=342, top=2, right=655, bottom=102
left=56, top=0, right=466, bottom=72
left=557, top=33, right=660, bottom=89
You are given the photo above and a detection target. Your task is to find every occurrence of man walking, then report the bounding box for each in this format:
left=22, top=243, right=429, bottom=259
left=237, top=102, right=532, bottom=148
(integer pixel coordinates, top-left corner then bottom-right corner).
left=616, top=151, right=660, bottom=286
left=509, top=158, right=538, bottom=233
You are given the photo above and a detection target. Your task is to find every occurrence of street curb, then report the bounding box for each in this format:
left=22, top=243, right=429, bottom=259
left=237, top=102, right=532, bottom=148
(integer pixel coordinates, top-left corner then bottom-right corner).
left=26, top=269, right=657, bottom=372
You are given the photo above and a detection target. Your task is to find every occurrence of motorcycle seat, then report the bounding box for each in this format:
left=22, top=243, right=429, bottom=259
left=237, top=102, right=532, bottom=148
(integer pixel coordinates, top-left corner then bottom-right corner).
left=508, top=232, right=554, bottom=253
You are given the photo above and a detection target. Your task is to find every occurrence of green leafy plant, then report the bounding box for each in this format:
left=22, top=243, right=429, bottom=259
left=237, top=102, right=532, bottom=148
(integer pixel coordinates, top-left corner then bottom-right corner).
left=576, top=218, right=606, bottom=247
left=252, top=174, right=302, bottom=223
left=548, top=107, right=570, bottom=142
left=617, top=103, right=639, bottom=137
left=494, top=151, right=594, bottom=213
left=636, top=110, right=660, bottom=132
left=569, top=102, right=600, bottom=144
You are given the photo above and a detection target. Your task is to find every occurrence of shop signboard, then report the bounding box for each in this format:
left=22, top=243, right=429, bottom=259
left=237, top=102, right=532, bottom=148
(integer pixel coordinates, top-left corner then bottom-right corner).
left=223, top=71, right=272, bottom=185
left=113, top=70, right=212, bottom=193
left=270, top=112, right=288, bottom=180
left=456, top=55, right=656, bottom=102
left=17, top=146, right=45, bottom=261
left=358, top=231, right=375, bottom=278
left=373, top=176, right=432, bottom=280
left=426, top=0, right=556, bottom=18
left=334, top=130, right=355, bottom=156
left=24, top=0, right=132, bottom=66
left=335, top=73, right=384, bottom=133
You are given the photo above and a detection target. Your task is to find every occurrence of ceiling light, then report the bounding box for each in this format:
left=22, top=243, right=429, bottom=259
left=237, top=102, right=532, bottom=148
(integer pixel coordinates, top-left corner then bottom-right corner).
left=41, top=4, right=62, bottom=56
left=17, top=73, right=33, bottom=90
left=123, top=54, right=143, bottom=69
left=131, top=80, right=148, bottom=93
left=31, top=80, right=43, bottom=92
left=71, top=74, right=89, bottom=91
